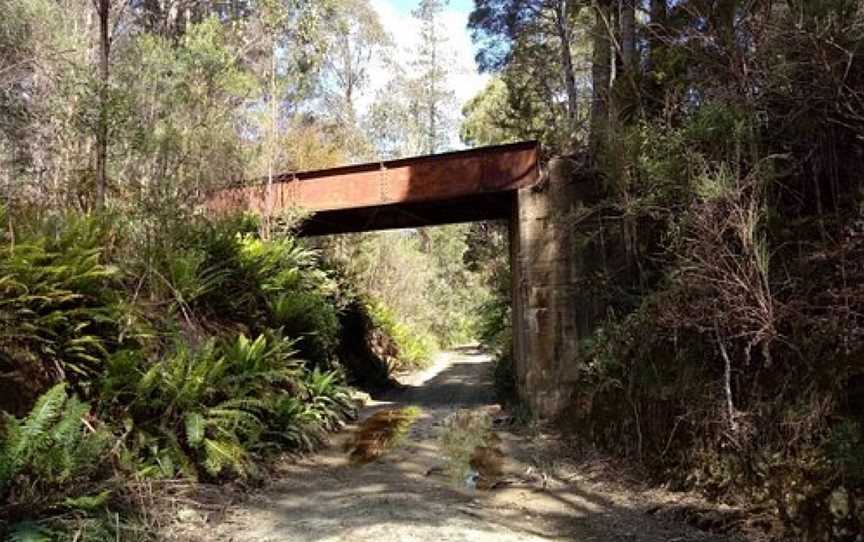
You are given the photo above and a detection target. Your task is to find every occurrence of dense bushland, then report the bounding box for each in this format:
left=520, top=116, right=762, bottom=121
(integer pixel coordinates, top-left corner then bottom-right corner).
left=0, top=0, right=504, bottom=538
left=0, top=208, right=368, bottom=539
left=571, top=7, right=864, bottom=540
left=320, top=224, right=499, bottom=369
left=468, top=1, right=864, bottom=538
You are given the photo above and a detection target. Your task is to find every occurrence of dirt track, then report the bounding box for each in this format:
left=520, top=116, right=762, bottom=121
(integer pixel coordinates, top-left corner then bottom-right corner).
left=204, top=348, right=741, bottom=542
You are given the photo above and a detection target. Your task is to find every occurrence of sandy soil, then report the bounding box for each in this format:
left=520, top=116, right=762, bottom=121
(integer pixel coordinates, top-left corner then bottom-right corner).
left=190, top=348, right=743, bottom=542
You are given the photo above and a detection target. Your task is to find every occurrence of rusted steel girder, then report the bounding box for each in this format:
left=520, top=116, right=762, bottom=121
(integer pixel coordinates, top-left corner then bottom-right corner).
left=206, top=142, right=540, bottom=235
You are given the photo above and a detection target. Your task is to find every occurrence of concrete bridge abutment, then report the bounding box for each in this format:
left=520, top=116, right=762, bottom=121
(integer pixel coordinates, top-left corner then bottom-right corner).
left=510, top=157, right=596, bottom=418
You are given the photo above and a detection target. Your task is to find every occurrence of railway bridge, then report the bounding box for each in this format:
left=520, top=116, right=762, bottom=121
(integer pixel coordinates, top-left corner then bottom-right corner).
left=208, top=142, right=589, bottom=417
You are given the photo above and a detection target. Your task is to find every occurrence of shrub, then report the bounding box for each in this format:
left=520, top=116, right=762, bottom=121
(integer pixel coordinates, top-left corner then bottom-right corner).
left=0, top=384, right=114, bottom=535
left=0, top=216, right=122, bottom=413
left=269, top=292, right=340, bottom=368
left=367, top=301, right=437, bottom=370
left=301, top=368, right=357, bottom=431
left=476, top=295, right=511, bottom=356
left=0, top=210, right=361, bottom=535
left=102, top=331, right=356, bottom=480
left=103, top=332, right=306, bottom=479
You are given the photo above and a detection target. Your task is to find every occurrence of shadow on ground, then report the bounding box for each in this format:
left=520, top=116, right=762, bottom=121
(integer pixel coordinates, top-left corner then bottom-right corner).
left=207, top=350, right=738, bottom=542
left=380, top=361, right=496, bottom=409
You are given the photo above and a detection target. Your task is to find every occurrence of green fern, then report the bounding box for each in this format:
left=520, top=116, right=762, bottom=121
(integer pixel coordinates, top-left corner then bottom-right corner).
left=302, top=369, right=357, bottom=430
left=184, top=412, right=206, bottom=448
left=108, top=332, right=315, bottom=478
left=163, top=249, right=231, bottom=317
left=0, top=208, right=368, bottom=536
left=0, top=220, right=120, bottom=385
left=0, top=383, right=68, bottom=488
left=268, top=292, right=340, bottom=367
left=63, top=489, right=111, bottom=511
left=0, top=384, right=111, bottom=531
left=267, top=396, right=324, bottom=451
left=202, top=438, right=247, bottom=477
left=6, top=521, right=56, bottom=542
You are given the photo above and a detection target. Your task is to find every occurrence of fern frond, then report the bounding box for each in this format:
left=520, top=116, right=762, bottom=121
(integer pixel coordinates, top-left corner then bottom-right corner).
left=184, top=412, right=205, bottom=448
left=6, top=521, right=55, bottom=542
left=63, top=489, right=111, bottom=511
left=206, top=407, right=264, bottom=440
left=16, top=383, right=67, bottom=461
left=202, top=438, right=247, bottom=477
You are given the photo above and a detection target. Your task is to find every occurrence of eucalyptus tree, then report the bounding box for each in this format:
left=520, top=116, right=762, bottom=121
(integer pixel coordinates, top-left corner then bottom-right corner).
left=365, top=0, right=457, bottom=158
left=0, top=0, right=120, bottom=210
left=411, top=0, right=457, bottom=154
left=318, top=0, right=390, bottom=161
left=131, top=0, right=255, bottom=37
left=364, top=69, right=422, bottom=159
left=321, top=0, right=390, bottom=125
left=469, top=1, right=588, bottom=144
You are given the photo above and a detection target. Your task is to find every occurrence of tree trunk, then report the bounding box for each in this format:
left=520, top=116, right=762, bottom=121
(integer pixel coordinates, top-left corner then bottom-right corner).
left=611, top=0, right=640, bottom=124
left=265, top=37, right=277, bottom=240
left=95, top=0, right=110, bottom=210
left=620, top=0, right=635, bottom=71
left=345, top=68, right=355, bottom=126
left=716, top=0, right=737, bottom=49
left=429, top=37, right=438, bottom=154
left=554, top=0, right=579, bottom=139
left=647, top=0, right=666, bottom=74
left=590, top=0, right=612, bottom=158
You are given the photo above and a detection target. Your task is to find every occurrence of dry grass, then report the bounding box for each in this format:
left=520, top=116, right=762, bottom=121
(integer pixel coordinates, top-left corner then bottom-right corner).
left=346, top=407, right=422, bottom=464
left=439, top=408, right=505, bottom=488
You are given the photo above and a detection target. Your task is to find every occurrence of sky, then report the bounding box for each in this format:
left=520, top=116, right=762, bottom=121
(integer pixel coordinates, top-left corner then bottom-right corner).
left=363, top=0, right=490, bottom=135
left=385, top=0, right=476, bottom=12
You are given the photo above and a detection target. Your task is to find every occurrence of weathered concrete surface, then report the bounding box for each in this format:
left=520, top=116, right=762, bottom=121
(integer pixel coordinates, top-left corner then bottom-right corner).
left=510, top=157, right=594, bottom=418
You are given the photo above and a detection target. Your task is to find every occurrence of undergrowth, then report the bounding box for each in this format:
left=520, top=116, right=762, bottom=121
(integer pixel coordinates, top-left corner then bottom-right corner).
left=0, top=209, right=367, bottom=538
left=564, top=9, right=864, bottom=537
left=347, top=406, right=421, bottom=464
left=366, top=301, right=437, bottom=370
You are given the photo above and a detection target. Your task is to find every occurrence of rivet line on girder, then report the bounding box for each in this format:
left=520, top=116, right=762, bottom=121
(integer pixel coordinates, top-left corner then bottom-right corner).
left=290, top=172, right=299, bottom=206
left=379, top=163, right=388, bottom=203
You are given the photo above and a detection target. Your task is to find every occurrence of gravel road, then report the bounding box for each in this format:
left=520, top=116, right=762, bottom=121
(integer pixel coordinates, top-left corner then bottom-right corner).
left=205, top=347, right=741, bottom=542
